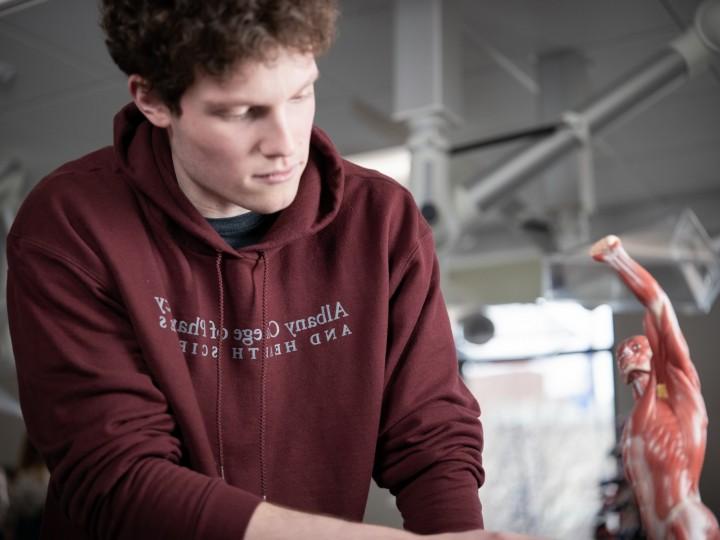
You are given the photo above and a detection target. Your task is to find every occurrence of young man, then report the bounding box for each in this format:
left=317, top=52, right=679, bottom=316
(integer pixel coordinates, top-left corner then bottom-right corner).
left=7, top=2, right=534, bottom=539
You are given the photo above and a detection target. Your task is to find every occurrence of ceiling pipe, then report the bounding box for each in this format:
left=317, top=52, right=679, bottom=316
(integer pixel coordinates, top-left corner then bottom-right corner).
left=461, top=0, right=720, bottom=213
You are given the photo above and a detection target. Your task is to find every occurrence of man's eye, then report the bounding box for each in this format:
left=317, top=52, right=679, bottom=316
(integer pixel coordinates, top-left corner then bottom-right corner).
left=292, top=90, right=314, bottom=102
left=216, top=108, right=252, bottom=119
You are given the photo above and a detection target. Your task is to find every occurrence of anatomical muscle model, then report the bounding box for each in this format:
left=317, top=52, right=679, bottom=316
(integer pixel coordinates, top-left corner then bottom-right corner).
left=591, top=235, right=719, bottom=540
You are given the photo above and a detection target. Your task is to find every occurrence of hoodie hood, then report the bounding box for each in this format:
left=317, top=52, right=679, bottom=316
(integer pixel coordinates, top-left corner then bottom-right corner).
left=113, top=103, right=344, bottom=255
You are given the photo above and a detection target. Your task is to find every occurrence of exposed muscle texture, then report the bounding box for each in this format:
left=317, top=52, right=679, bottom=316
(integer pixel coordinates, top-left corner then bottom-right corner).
left=592, top=235, right=719, bottom=540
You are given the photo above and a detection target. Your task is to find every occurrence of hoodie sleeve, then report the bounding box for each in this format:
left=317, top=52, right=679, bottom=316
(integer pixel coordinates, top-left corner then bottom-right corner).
left=6, top=234, right=262, bottom=540
left=373, top=229, right=485, bottom=535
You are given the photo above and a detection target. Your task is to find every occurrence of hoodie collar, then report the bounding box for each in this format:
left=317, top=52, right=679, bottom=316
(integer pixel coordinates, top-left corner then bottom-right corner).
left=113, top=103, right=344, bottom=256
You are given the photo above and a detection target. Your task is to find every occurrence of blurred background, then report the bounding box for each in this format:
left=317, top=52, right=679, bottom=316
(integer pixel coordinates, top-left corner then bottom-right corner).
left=1, top=0, right=719, bottom=538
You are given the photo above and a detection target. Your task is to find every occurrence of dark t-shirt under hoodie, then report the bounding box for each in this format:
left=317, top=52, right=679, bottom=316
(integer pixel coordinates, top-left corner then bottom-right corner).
left=7, top=103, right=485, bottom=539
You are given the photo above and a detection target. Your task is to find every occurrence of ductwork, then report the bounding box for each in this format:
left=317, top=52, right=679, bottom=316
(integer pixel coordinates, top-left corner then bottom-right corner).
left=460, top=0, right=720, bottom=214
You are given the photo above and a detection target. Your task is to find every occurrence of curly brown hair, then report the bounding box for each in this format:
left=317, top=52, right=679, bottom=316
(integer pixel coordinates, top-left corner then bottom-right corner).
left=100, top=0, right=338, bottom=113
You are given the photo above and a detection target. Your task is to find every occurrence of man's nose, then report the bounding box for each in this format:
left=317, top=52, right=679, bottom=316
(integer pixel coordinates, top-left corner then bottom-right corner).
left=260, top=109, right=295, bottom=157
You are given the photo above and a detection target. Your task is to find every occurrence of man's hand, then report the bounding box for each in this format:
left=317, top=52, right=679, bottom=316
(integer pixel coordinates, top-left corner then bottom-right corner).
left=245, top=502, right=543, bottom=540
left=433, top=530, right=543, bottom=540
left=245, top=502, right=414, bottom=540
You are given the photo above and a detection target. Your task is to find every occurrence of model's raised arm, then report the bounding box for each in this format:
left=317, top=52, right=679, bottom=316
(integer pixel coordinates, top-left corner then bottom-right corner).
left=591, top=235, right=697, bottom=384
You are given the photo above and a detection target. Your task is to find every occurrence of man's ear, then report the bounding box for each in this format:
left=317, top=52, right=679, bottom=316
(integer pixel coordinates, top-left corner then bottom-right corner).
left=128, top=75, right=173, bottom=128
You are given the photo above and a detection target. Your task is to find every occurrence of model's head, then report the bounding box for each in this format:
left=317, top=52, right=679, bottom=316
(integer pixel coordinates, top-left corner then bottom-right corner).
left=616, top=335, right=652, bottom=392
left=100, top=0, right=338, bottom=114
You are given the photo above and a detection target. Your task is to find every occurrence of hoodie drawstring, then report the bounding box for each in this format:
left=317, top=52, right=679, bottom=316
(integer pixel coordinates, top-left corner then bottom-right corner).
left=215, top=251, right=226, bottom=480
left=215, top=250, right=268, bottom=500
left=259, top=251, right=268, bottom=500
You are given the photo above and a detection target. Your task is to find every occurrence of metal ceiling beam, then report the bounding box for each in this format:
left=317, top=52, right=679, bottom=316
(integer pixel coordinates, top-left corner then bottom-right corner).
left=461, top=0, right=720, bottom=213
left=393, top=0, right=464, bottom=248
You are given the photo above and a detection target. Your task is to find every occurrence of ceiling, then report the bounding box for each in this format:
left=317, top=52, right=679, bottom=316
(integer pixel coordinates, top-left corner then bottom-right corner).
left=0, top=0, right=719, bottom=290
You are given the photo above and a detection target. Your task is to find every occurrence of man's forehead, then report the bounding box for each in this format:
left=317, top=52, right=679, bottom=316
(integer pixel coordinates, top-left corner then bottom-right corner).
left=191, top=52, right=319, bottom=105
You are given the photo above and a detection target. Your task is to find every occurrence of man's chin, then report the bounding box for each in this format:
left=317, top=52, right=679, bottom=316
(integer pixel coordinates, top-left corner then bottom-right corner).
left=247, top=193, right=298, bottom=215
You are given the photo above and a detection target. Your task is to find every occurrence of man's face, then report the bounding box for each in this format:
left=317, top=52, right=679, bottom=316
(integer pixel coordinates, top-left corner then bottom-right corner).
left=165, top=49, right=318, bottom=217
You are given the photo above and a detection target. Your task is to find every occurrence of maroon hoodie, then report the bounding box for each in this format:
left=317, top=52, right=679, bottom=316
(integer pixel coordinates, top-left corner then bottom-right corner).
left=7, top=103, right=484, bottom=539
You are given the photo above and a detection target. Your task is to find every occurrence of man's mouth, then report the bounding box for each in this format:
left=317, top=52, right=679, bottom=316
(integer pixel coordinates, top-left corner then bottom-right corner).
left=254, top=164, right=297, bottom=184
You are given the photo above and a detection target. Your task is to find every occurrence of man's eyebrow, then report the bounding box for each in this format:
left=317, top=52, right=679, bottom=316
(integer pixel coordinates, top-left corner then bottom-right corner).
left=203, top=70, right=320, bottom=110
